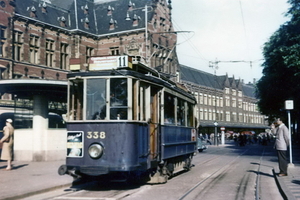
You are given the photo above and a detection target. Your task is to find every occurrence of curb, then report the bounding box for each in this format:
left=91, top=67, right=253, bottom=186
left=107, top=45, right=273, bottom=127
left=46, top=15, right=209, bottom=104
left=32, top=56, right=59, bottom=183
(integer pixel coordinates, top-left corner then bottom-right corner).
left=2, top=183, right=72, bottom=200
left=272, top=169, right=296, bottom=200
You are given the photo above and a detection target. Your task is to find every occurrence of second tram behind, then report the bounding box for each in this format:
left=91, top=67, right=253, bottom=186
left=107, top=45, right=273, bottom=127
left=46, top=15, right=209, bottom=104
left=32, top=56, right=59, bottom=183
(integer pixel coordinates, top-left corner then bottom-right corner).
left=58, top=56, right=197, bottom=183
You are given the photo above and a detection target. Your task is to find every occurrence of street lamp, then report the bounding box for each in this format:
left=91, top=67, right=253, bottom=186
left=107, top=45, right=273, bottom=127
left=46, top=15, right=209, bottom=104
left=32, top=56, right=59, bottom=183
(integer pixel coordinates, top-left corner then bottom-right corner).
left=214, top=121, right=218, bottom=145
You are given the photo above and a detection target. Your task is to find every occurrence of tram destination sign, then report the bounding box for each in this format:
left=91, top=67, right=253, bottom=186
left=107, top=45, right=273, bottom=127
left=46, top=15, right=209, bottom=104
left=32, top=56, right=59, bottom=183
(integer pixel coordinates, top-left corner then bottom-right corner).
left=89, top=55, right=132, bottom=70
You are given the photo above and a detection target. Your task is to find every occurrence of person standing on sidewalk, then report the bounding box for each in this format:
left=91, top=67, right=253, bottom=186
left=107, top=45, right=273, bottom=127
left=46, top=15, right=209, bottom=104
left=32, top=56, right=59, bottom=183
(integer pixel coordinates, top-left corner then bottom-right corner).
left=0, top=119, right=14, bottom=170
left=272, top=118, right=289, bottom=176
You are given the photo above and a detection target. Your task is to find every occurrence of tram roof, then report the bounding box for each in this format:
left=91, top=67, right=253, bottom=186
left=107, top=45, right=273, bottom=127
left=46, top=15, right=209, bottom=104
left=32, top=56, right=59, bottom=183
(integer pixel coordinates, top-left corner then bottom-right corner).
left=0, top=79, right=67, bottom=102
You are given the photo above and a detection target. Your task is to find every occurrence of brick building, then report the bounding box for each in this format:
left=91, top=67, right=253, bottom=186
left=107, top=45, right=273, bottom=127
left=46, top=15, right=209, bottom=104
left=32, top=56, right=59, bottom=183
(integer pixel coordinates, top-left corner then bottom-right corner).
left=0, top=0, right=179, bottom=161
left=0, top=0, right=177, bottom=86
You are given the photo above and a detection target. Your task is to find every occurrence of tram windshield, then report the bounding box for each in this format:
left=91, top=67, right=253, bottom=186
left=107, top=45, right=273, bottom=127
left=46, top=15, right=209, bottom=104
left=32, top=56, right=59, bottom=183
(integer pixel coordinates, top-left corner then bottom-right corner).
left=68, top=78, right=128, bottom=121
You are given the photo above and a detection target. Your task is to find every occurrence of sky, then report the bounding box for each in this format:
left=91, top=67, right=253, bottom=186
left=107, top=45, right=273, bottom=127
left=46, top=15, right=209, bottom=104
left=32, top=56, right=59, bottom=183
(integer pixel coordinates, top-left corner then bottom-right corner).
left=171, top=0, right=291, bottom=84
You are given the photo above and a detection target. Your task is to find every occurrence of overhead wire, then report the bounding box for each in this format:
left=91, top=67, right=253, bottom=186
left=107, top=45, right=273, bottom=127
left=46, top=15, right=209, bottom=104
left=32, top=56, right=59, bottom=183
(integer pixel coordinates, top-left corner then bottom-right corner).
left=172, top=19, right=210, bottom=62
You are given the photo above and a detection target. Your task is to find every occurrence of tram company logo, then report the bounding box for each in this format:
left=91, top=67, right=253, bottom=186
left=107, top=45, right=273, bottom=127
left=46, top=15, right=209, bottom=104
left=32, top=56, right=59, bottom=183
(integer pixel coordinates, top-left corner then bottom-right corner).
left=67, top=131, right=84, bottom=157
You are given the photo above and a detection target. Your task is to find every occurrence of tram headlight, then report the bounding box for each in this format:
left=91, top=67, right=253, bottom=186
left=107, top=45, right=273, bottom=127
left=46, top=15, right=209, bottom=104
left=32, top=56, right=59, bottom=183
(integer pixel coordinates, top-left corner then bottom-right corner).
left=88, top=144, right=104, bottom=159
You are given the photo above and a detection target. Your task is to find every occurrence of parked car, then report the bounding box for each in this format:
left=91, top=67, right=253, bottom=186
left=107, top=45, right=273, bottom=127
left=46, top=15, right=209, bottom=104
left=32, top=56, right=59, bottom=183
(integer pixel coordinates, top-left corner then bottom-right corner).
left=197, top=137, right=207, bottom=152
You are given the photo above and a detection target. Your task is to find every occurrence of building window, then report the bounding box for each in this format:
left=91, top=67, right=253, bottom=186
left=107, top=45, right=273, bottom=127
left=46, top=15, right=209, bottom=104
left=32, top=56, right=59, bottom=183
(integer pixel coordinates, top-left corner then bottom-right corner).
left=110, top=47, right=119, bottom=55
left=60, top=43, right=69, bottom=69
left=232, top=98, right=236, bottom=107
left=232, top=112, right=237, bottom=122
left=238, top=91, right=242, bottom=97
left=225, top=88, right=229, bottom=94
left=208, top=95, right=212, bottom=105
left=208, top=110, right=212, bottom=120
left=204, top=110, right=208, bottom=120
left=238, top=99, right=243, bottom=108
left=219, top=111, right=223, bottom=121
left=232, top=89, right=236, bottom=96
left=220, top=97, right=223, bottom=107
left=199, top=93, right=203, bottom=104
left=14, top=31, right=23, bottom=61
left=86, top=47, right=94, bottom=63
left=225, top=96, right=230, bottom=107
left=216, top=97, right=219, bottom=107
left=0, top=26, right=6, bottom=57
left=239, top=114, right=243, bottom=122
left=46, top=39, right=54, bottom=67
left=226, top=111, right=230, bottom=122
left=200, top=109, right=203, bottom=120
left=29, top=35, right=39, bottom=64
left=204, top=94, right=207, bottom=105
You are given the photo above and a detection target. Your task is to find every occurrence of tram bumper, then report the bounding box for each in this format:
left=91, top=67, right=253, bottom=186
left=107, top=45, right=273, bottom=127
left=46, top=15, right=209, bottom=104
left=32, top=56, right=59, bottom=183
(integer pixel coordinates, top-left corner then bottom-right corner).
left=58, top=164, right=111, bottom=177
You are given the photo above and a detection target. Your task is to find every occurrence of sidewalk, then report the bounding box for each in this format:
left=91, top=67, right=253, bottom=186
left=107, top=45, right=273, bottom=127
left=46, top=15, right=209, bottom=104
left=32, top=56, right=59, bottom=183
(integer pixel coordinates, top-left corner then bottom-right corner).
left=0, top=160, right=73, bottom=200
left=0, top=144, right=299, bottom=200
left=273, top=143, right=300, bottom=200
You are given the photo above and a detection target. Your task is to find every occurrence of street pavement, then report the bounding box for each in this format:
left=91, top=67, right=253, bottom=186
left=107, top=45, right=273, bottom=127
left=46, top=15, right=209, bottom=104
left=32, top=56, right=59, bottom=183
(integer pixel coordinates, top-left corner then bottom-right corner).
left=0, top=142, right=299, bottom=200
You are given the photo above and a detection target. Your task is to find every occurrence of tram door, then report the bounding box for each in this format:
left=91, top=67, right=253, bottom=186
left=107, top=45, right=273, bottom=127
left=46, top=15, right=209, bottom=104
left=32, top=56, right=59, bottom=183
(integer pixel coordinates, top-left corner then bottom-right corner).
left=136, top=81, right=160, bottom=160
left=150, top=87, right=160, bottom=160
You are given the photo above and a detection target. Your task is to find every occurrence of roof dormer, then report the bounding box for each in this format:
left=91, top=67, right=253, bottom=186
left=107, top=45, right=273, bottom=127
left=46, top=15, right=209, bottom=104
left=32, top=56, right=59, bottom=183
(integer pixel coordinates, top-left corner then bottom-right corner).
left=107, top=5, right=114, bottom=16
left=109, top=18, right=117, bottom=30
left=128, top=1, right=135, bottom=11
left=27, top=6, right=36, bottom=18
left=81, top=4, right=88, bottom=15
left=39, top=1, right=47, bottom=13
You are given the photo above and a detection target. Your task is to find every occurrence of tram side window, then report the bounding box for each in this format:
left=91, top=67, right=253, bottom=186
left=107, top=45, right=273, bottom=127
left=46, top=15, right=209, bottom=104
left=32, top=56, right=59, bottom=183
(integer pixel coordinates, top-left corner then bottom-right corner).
left=69, top=80, right=83, bottom=120
left=110, top=78, right=127, bottom=120
left=187, top=102, right=194, bottom=127
left=86, top=78, right=106, bottom=120
left=177, top=98, right=185, bottom=126
left=164, top=93, right=175, bottom=124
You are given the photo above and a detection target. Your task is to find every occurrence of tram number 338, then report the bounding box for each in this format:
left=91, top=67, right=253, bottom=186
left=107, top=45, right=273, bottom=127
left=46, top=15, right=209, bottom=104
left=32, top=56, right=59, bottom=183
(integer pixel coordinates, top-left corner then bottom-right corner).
left=87, top=131, right=106, bottom=139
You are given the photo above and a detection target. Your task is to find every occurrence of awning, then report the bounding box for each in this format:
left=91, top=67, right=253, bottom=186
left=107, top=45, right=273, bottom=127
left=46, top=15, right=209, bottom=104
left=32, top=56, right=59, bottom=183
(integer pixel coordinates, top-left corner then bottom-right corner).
left=0, top=79, right=68, bottom=102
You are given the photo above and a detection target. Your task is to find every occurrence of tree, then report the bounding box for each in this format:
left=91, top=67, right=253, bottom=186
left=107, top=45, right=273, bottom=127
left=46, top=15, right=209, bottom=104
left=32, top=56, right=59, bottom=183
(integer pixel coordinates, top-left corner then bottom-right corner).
left=256, top=0, right=300, bottom=123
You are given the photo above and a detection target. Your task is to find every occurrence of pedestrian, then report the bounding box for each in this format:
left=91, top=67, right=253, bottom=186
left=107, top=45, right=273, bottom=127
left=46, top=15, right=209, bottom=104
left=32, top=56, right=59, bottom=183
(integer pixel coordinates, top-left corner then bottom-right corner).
left=0, top=118, right=14, bottom=170
left=271, top=118, right=289, bottom=177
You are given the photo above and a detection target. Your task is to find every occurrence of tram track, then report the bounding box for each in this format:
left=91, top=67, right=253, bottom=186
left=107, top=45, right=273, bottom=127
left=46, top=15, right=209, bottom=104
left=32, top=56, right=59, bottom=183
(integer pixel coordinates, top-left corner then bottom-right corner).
left=25, top=143, right=280, bottom=200
left=177, top=144, right=275, bottom=200
left=178, top=147, right=251, bottom=200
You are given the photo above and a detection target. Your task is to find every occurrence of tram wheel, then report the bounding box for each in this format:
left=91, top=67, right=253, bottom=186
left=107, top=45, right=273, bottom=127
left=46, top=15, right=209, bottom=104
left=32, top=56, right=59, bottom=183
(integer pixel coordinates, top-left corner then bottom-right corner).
left=166, top=163, right=174, bottom=176
left=184, top=157, right=192, bottom=171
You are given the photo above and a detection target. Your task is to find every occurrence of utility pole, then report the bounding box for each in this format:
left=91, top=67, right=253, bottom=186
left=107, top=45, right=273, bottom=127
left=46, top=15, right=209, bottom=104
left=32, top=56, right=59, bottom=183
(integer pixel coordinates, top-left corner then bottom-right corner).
left=208, top=59, right=254, bottom=145
left=209, top=60, right=218, bottom=145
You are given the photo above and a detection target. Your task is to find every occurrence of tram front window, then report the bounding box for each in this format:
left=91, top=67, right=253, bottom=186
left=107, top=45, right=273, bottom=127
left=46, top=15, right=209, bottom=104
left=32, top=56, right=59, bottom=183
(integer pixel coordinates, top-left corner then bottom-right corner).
left=69, top=80, right=83, bottom=120
left=110, top=78, right=127, bottom=120
left=86, top=79, right=106, bottom=120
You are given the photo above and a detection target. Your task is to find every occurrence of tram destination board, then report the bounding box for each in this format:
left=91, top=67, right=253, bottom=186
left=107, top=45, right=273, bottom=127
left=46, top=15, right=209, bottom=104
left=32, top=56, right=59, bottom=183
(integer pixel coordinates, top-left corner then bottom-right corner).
left=89, top=55, right=132, bottom=71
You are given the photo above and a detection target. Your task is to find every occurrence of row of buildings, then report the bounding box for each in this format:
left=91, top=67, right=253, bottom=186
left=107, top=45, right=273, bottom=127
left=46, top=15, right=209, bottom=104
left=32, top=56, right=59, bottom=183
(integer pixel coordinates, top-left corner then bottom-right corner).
left=0, top=0, right=267, bottom=161
left=180, top=65, right=267, bottom=132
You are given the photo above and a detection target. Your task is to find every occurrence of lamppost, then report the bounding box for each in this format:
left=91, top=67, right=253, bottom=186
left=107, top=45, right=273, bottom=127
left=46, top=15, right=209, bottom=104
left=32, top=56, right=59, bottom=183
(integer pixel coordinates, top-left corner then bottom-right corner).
left=214, top=121, right=218, bottom=145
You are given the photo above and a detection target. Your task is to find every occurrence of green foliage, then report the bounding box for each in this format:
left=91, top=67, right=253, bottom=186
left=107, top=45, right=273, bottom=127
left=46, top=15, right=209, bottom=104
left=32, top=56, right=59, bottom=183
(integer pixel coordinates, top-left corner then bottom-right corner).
left=256, top=0, right=300, bottom=119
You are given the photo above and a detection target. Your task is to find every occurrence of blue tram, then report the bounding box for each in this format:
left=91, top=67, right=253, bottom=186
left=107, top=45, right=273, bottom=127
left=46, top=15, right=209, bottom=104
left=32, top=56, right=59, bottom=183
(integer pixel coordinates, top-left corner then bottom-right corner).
left=58, top=56, right=197, bottom=183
